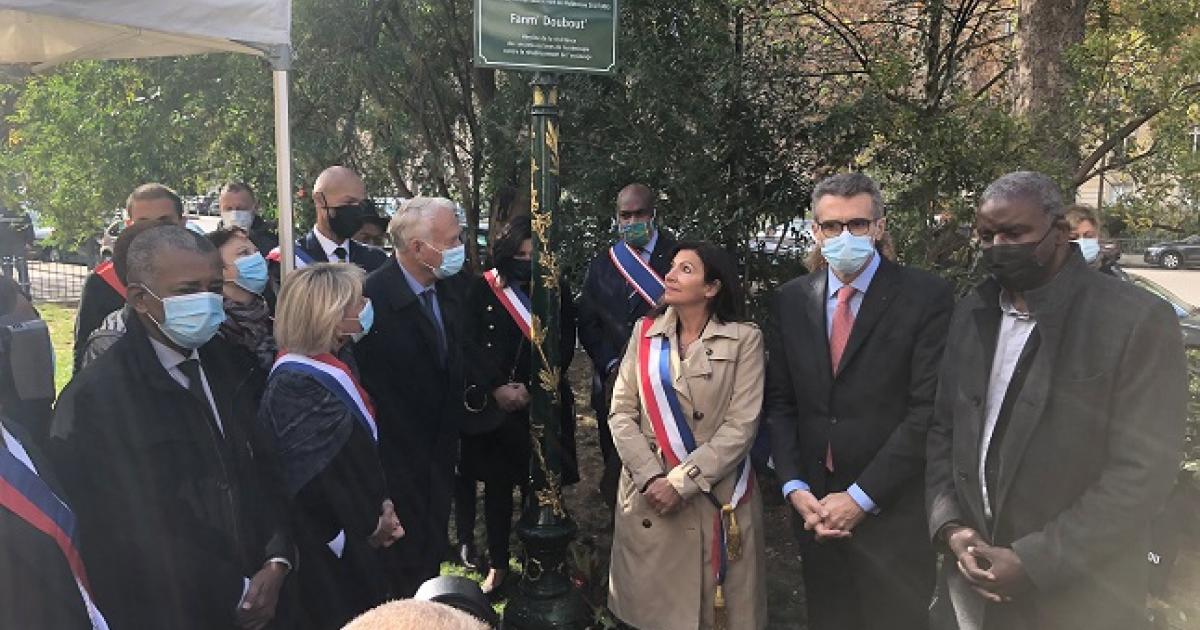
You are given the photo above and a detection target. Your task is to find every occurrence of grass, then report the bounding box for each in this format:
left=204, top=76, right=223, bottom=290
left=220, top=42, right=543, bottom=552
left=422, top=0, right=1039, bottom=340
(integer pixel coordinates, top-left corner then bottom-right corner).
left=37, top=302, right=76, bottom=394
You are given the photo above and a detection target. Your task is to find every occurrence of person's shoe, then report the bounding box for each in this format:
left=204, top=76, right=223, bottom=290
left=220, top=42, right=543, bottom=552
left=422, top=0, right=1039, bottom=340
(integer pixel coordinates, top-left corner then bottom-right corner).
left=456, top=543, right=479, bottom=571
left=480, top=567, right=508, bottom=596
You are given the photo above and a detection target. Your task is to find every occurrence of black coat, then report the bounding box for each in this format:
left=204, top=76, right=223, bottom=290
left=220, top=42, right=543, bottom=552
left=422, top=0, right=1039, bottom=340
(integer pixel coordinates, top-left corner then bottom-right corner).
left=577, top=231, right=676, bottom=403
left=259, top=366, right=390, bottom=630
left=72, top=272, right=124, bottom=373
left=47, top=315, right=294, bottom=630
left=765, top=256, right=953, bottom=629
left=460, top=274, right=579, bottom=485
left=926, top=252, right=1188, bottom=630
left=296, top=229, right=388, bottom=271
left=0, top=417, right=92, bottom=630
left=354, top=258, right=468, bottom=594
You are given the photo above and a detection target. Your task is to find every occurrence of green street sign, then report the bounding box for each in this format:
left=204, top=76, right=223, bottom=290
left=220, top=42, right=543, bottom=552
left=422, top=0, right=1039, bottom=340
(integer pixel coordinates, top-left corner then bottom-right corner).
left=475, top=0, right=618, bottom=74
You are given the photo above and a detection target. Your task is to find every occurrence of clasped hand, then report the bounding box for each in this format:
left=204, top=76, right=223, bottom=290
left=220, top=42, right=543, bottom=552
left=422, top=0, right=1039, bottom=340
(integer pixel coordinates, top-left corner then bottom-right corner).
left=493, top=383, right=530, bottom=412
left=788, top=490, right=866, bottom=542
left=642, top=477, right=683, bottom=516
left=945, top=525, right=1029, bottom=603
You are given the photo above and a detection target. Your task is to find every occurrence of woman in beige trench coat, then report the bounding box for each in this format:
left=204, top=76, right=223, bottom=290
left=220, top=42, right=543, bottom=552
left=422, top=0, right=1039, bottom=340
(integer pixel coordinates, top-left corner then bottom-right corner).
left=607, top=241, right=767, bottom=630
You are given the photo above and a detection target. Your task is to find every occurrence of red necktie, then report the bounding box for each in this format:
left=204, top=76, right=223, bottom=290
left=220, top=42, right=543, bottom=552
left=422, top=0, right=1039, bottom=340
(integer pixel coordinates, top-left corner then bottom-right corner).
left=827, top=285, right=856, bottom=471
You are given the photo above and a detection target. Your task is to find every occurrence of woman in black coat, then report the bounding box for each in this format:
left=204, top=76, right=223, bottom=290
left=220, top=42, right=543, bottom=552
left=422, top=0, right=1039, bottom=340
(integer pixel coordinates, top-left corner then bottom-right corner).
left=259, top=263, right=404, bottom=630
left=455, top=215, right=579, bottom=594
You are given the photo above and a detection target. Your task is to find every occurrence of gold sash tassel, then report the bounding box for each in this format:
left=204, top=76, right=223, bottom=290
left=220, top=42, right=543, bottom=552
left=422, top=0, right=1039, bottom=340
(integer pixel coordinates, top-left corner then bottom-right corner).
left=714, top=584, right=728, bottom=630
left=723, top=504, right=742, bottom=561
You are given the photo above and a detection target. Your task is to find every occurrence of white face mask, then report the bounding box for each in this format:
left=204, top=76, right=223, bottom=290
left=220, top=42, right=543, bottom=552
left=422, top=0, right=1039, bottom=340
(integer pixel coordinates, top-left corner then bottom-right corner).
left=1072, top=238, right=1101, bottom=264
left=221, top=210, right=255, bottom=231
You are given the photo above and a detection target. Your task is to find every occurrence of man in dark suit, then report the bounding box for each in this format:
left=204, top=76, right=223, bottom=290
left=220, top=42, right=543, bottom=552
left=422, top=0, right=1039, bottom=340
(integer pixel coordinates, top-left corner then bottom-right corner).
left=275, top=166, right=387, bottom=273
left=577, top=183, right=676, bottom=497
left=926, top=171, right=1186, bottom=630
left=766, top=173, right=953, bottom=630
left=0, top=277, right=103, bottom=629
left=73, top=183, right=185, bottom=373
left=49, top=225, right=295, bottom=629
left=355, top=196, right=469, bottom=596
left=217, top=181, right=279, bottom=256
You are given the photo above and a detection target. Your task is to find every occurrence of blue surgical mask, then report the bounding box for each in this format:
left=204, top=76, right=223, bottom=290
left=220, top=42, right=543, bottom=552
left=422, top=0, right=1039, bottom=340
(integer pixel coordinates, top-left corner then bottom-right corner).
left=141, top=288, right=226, bottom=349
left=426, top=242, right=466, bottom=279
left=232, top=252, right=269, bottom=295
left=221, top=210, right=255, bottom=231
left=350, top=299, right=374, bottom=343
left=1073, top=238, right=1100, bottom=264
left=821, top=230, right=876, bottom=276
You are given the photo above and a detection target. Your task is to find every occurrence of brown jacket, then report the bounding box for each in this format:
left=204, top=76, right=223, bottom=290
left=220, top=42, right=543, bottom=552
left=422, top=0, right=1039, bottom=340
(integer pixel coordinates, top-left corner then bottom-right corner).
left=607, top=309, right=767, bottom=630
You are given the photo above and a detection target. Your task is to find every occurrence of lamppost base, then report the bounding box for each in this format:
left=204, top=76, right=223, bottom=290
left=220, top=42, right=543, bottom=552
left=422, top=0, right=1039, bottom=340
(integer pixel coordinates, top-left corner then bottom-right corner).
left=503, top=513, right=592, bottom=629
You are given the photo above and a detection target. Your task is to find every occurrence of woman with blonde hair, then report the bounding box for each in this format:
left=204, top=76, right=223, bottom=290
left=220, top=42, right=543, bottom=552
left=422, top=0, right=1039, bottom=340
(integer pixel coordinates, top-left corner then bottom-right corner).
left=259, top=263, right=404, bottom=629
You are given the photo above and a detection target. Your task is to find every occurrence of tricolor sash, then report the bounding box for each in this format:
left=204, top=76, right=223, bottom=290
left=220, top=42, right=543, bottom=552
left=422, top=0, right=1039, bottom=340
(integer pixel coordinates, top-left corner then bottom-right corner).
left=266, top=246, right=315, bottom=269
left=609, top=242, right=665, bottom=307
left=0, top=429, right=109, bottom=629
left=636, top=317, right=753, bottom=626
left=483, top=269, right=532, bottom=339
left=271, top=353, right=378, bottom=443
left=94, top=260, right=126, bottom=298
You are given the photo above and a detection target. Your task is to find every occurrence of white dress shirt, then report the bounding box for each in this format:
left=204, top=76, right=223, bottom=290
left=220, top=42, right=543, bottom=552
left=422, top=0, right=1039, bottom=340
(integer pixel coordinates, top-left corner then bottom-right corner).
left=313, top=228, right=350, bottom=262
left=978, top=291, right=1037, bottom=520
left=149, top=338, right=225, bottom=436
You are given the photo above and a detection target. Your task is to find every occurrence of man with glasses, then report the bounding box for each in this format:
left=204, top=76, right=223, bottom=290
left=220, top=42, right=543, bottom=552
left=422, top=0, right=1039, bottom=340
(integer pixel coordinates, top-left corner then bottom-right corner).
left=578, top=183, right=677, bottom=504
left=766, top=172, right=953, bottom=630
left=275, top=166, right=387, bottom=273
left=926, top=171, right=1185, bottom=630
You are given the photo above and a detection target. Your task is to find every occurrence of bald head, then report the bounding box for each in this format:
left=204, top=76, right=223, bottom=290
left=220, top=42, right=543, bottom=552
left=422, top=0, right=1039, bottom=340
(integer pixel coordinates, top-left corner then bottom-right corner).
left=616, top=183, right=656, bottom=235
left=617, top=183, right=654, bottom=210
left=313, top=166, right=367, bottom=209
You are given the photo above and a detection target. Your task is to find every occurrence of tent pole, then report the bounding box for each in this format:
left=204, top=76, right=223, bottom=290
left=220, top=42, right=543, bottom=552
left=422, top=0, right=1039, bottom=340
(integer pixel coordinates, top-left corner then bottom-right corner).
left=273, top=67, right=295, bottom=277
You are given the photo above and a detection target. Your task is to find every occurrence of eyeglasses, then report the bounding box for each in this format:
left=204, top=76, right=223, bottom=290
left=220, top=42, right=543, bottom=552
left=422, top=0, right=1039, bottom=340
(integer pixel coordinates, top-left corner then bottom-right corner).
left=817, top=218, right=874, bottom=237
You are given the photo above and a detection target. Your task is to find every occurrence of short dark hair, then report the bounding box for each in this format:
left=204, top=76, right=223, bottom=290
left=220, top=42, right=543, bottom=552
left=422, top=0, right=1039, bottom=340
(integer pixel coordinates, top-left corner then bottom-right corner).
left=113, top=219, right=169, bottom=285
left=653, top=241, right=745, bottom=323
left=491, top=214, right=531, bottom=281
left=206, top=226, right=250, bottom=251
left=126, top=183, right=183, bottom=217
left=812, top=172, right=884, bottom=219
left=220, top=181, right=257, bottom=201
left=126, top=225, right=218, bottom=287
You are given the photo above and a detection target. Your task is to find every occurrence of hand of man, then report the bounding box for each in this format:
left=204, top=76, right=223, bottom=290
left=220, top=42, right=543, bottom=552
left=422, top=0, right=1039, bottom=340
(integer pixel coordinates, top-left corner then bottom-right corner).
left=788, top=490, right=851, bottom=542
left=236, top=562, right=288, bottom=630
left=819, top=492, right=867, bottom=533
left=369, top=499, right=405, bottom=548
left=493, top=383, right=530, bottom=412
left=971, top=545, right=1030, bottom=598
left=944, top=526, right=1006, bottom=603
left=642, top=477, right=684, bottom=516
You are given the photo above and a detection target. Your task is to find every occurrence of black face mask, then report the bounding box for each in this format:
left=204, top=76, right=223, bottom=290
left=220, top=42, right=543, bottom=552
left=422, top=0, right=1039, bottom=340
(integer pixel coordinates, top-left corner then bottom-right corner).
left=326, top=202, right=368, bottom=240
left=502, top=259, right=533, bottom=284
left=981, top=226, right=1057, bottom=292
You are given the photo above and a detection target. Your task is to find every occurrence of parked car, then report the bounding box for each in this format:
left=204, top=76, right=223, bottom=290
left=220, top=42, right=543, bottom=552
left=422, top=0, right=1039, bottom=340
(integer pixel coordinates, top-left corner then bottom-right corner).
left=1144, top=235, right=1200, bottom=270
left=1125, top=273, right=1200, bottom=349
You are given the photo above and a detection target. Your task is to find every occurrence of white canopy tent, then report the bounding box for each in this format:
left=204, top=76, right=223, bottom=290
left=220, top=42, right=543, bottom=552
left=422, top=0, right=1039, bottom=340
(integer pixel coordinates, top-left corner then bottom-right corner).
left=0, top=0, right=299, bottom=273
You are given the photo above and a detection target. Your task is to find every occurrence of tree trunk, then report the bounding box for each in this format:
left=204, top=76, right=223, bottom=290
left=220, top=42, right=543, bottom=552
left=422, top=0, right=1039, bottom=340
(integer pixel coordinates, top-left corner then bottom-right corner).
left=1013, top=0, right=1090, bottom=181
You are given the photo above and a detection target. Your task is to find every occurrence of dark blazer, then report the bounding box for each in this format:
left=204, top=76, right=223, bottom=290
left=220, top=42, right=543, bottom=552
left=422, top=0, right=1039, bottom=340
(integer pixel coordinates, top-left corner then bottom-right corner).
left=926, top=252, right=1188, bottom=630
left=259, top=366, right=390, bottom=630
left=577, top=231, right=677, bottom=390
left=0, top=417, right=93, bottom=630
left=48, top=315, right=294, bottom=630
left=765, top=256, right=953, bottom=629
left=354, top=257, right=468, bottom=595
left=72, top=272, right=124, bottom=373
left=460, top=274, right=578, bottom=485
left=297, top=229, right=388, bottom=271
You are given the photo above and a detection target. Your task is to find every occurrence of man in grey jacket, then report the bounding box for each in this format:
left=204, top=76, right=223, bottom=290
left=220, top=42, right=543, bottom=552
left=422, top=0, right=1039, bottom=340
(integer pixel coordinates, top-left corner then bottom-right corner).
left=926, top=171, right=1187, bottom=630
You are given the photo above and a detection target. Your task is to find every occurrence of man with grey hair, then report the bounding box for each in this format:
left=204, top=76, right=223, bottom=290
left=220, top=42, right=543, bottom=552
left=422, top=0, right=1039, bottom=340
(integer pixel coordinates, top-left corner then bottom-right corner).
left=766, top=171, right=953, bottom=630
left=926, top=171, right=1186, bottom=629
left=355, top=196, right=469, bottom=596
left=49, top=224, right=295, bottom=629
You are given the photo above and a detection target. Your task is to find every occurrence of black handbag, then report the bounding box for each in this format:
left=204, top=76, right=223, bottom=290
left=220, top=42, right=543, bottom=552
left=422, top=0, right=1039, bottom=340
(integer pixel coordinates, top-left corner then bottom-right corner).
left=461, top=338, right=525, bottom=436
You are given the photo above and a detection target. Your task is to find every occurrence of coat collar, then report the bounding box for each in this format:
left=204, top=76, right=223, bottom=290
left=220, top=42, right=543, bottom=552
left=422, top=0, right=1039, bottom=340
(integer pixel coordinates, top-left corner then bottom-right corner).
left=643, top=306, right=741, bottom=341
left=834, top=255, right=900, bottom=376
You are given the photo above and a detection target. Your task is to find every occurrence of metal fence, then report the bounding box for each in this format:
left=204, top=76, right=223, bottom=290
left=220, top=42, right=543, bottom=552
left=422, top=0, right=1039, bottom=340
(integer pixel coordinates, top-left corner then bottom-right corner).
left=2, top=257, right=89, bottom=303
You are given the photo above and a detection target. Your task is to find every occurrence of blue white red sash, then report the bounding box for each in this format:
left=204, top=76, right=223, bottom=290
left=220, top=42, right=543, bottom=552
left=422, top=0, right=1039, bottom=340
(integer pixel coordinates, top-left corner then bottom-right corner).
left=266, top=246, right=315, bottom=269
left=0, top=429, right=109, bottom=629
left=636, top=317, right=754, bottom=609
left=483, top=268, right=532, bottom=339
left=271, top=353, right=378, bottom=443
left=609, top=241, right=665, bottom=307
